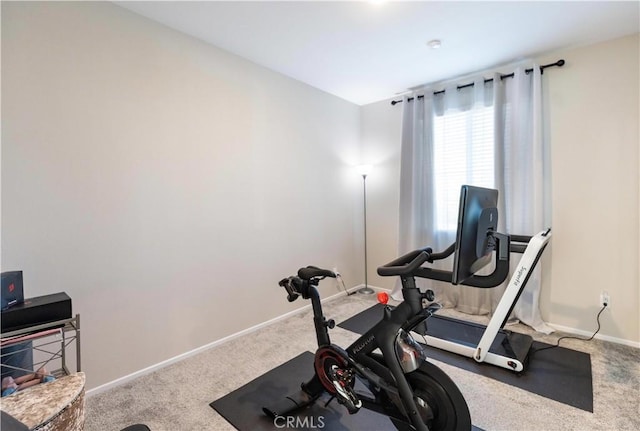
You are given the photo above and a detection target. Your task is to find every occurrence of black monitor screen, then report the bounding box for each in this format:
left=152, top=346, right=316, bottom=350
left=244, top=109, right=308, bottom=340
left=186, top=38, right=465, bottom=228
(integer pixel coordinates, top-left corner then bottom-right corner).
left=452, top=185, right=499, bottom=285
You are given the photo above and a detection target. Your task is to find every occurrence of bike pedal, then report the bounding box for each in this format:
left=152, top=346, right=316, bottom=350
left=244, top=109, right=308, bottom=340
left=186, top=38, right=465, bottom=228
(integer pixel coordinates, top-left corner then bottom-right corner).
left=346, top=404, right=361, bottom=415
left=336, top=396, right=362, bottom=415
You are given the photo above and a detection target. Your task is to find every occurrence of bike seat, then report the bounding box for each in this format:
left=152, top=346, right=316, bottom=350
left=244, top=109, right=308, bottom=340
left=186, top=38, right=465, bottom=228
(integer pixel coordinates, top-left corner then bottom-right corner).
left=297, top=266, right=335, bottom=281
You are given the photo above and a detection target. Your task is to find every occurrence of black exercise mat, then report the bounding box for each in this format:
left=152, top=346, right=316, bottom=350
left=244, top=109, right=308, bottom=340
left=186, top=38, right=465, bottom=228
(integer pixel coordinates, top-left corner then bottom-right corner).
left=210, top=351, right=484, bottom=430
left=338, top=303, right=593, bottom=412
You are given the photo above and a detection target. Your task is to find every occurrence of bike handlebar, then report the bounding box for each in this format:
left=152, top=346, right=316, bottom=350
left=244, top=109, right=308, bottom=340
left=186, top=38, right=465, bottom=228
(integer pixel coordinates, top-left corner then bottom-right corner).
left=279, top=277, right=301, bottom=302
left=278, top=266, right=337, bottom=303
left=377, top=247, right=432, bottom=277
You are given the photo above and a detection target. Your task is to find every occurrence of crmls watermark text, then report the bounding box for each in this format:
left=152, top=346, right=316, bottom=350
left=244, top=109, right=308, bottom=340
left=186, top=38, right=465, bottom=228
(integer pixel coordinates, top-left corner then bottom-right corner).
left=273, top=415, right=326, bottom=429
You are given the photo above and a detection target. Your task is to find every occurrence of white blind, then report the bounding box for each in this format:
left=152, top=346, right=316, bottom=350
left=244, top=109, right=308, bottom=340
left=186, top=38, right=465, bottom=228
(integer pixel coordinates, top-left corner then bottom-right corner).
left=432, top=104, right=495, bottom=231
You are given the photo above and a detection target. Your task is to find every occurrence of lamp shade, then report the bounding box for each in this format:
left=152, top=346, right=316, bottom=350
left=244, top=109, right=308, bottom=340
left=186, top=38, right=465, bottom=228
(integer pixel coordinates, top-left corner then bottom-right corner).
left=356, top=164, right=373, bottom=177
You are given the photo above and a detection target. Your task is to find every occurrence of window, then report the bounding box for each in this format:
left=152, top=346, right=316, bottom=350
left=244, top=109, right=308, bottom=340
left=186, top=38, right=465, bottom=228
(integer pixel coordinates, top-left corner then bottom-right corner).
left=432, top=104, right=495, bottom=232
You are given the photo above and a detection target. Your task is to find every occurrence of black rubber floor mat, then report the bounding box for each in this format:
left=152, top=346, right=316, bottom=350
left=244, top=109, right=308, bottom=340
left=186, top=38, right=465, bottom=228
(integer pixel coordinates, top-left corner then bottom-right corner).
left=210, top=351, right=484, bottom=430
left=338, top=303, right=593, bottom=412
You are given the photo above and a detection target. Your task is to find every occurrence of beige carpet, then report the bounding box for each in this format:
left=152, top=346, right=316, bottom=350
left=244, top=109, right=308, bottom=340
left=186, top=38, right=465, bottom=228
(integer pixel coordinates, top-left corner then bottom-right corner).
left=85, top=293, right=640, bottom=430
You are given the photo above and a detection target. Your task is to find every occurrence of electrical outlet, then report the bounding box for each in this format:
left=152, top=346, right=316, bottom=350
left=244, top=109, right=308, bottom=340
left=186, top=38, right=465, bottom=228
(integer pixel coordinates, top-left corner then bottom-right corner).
left=600, top=291, right=610, bottom=308
left=332, top=267, right=345, bottom=293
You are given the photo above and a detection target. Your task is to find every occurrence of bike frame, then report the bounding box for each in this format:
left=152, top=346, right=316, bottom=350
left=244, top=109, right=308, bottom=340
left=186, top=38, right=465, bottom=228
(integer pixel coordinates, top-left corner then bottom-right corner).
left=305, top=276, right=432, bottom=431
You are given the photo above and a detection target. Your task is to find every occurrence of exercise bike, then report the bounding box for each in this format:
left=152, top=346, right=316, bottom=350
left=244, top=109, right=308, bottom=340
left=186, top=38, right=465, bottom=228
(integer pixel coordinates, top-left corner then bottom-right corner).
left=263, top=260, right=471, bottom=431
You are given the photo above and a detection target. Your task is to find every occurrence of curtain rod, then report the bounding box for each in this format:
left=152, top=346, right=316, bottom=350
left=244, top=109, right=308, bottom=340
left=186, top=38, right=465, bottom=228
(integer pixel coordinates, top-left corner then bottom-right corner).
left=390, top=59, right=565, bottom=106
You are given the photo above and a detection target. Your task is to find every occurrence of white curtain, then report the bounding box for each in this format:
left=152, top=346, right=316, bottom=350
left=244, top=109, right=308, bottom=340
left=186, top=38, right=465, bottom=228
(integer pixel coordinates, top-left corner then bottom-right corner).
left=394, top=64, right=553, bottom=333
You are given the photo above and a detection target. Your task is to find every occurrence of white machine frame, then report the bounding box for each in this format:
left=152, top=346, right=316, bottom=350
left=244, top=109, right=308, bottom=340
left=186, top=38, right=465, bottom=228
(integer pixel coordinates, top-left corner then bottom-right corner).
left=420, top=229, right=551, bottom=372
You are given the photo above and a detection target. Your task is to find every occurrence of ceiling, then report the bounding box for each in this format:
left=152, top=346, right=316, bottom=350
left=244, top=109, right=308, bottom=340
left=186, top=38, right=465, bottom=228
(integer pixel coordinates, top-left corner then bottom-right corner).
left=115, top=1, right=640, bottom=106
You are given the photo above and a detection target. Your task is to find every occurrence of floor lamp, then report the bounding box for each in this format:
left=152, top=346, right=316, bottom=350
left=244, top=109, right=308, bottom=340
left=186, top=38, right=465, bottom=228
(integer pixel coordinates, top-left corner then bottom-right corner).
left=356, top=165, right=374, bottom=295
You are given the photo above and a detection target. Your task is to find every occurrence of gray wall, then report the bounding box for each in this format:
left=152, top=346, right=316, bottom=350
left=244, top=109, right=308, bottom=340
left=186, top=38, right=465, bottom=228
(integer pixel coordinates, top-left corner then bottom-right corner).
left=3, top=2, right=637, bottom=395
left=2, top=2, right=363, bottom=390
left=361, top=33, right=640, bottom=345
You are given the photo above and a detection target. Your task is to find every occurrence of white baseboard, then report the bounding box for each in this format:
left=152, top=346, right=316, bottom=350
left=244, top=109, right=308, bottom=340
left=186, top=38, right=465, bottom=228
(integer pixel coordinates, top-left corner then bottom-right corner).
left=357, top=286, right=640, bottom=348
left=375, top=287, right=639, bottom=348
left=88, top=284, right=637, bottom=397
left=547, top=322, right=640, bottom=349
left=86, top=284, right=362, bottom=397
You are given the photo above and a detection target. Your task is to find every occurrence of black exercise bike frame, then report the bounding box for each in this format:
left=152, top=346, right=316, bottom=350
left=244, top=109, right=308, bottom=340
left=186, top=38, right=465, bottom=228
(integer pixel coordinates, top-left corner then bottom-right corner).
left=275, top=232, right=521, bottom=430
left=296, top=258, right=439, bottom=431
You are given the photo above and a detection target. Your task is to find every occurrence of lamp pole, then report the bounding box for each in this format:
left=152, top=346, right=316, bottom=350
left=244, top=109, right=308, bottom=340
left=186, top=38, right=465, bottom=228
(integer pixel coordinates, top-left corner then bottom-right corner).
left=358, top=168, right=374, bottom=295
